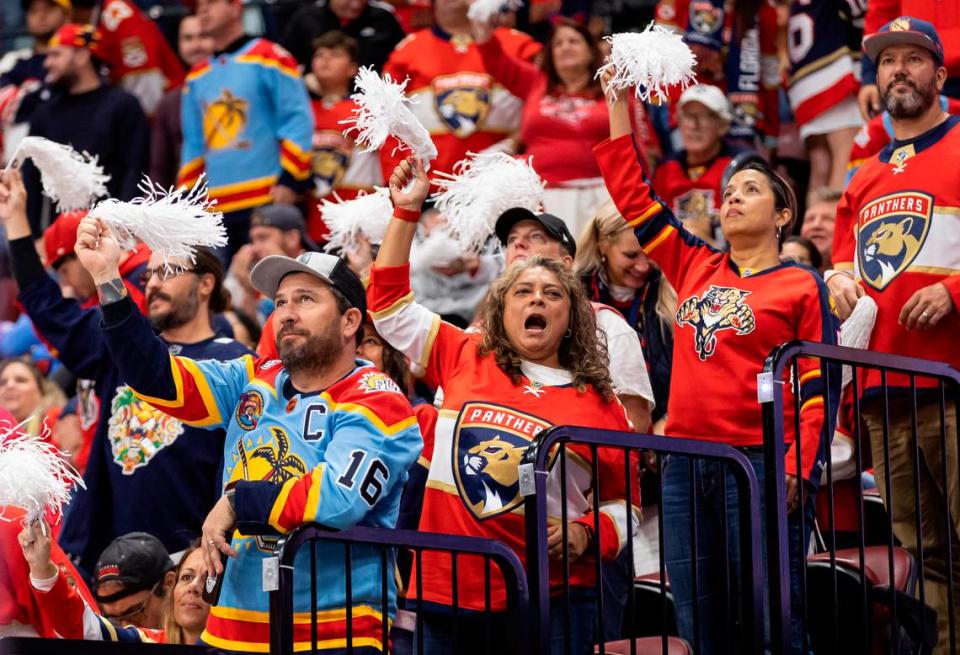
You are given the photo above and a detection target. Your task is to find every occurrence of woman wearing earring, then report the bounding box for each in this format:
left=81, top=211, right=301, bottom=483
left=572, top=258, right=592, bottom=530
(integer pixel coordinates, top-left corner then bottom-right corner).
left=595, top=67, right=840, bottom=654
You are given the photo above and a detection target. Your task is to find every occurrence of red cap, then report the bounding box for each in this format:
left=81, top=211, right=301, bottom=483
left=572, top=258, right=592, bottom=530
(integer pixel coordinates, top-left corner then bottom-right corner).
left=43, top=211, right=87, bottom=268
left=48, top=24, right=102, bottom=51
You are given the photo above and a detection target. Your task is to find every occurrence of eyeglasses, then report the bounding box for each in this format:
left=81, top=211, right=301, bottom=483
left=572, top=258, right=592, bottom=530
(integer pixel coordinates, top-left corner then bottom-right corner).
left=101, top=581, right=163, bottom=623
left=140, top=266, right=197, bottom=284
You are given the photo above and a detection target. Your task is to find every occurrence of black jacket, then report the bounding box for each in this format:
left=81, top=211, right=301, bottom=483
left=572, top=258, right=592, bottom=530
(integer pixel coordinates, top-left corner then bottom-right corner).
left=282, top=0, right=406, bottom=73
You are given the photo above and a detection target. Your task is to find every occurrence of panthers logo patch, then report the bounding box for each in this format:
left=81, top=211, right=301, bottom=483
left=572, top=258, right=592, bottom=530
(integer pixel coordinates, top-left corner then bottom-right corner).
left=434, top=74, right=492, bottom=138
left=857, top=191, right=932, bottom=290
left=453, top=402, right=550, bottom=520
left=689, top=0, right=723, bottom=35
left=236, top=390, right=264, bottom=431
left=676, top=285, right=756, bottom=361
left=312, top=130, right=351, bottom=197
left=674, top=189, right=716, bottom=221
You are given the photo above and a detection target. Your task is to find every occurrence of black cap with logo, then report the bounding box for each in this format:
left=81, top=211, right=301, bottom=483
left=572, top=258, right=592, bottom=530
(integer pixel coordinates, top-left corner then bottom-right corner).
left=93, top=532, right=174, bottom=603
left=494, top=207, right=577, bottom=258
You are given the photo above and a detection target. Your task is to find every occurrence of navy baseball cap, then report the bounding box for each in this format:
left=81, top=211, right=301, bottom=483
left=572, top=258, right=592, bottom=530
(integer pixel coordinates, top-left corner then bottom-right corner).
left=250, top=204, right=319, bottom=252
left=863, top=17, right=944, bottom=66
left=495, top=207, right=577, bottom=258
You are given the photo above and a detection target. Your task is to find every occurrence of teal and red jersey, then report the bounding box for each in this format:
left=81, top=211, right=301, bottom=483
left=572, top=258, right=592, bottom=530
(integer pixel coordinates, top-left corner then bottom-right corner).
left=367, top=262, right=637, bottom=611
left=833, top=116, right=960, bottom=392
left=596, top=134, right=840, bottom=485
left=178, top=36, right=313, bottom=214
left=99, top=295, right=422, bottom=653
left=307, top=96, right=382, bottom=243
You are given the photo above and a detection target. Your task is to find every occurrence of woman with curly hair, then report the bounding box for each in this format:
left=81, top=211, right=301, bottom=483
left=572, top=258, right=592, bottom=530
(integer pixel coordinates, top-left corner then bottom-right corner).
left=367, top=157, right=637, bottom=655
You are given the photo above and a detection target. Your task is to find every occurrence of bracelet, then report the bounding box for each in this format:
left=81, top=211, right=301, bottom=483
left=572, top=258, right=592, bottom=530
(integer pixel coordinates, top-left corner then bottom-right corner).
left=823, top=269, right=854, bottom=284
left=392, top=207, right=421, bottom=223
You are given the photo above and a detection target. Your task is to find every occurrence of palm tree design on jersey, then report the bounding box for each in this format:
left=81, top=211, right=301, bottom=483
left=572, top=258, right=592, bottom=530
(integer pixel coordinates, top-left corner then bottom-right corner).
left=204, top=90, right=249, bottom=150
left=250, top=427, right=307, bottom=484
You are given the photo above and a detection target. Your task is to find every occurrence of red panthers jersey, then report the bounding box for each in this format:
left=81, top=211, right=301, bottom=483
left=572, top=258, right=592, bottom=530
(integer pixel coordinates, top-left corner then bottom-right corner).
left=847, top=96, right=960, bottom=182
left=651, top=146, right=736, bottom=224
left=308, top=97, right=382, bottom=242
left=834, top=116, right=960, bottom=391
left=379, top=27, right=540, bottom=179
left=597, top=133, right=840, bottom=485
left=94, top=0, right=184, bottom=115
left=367, top=262, right=636, bottom=611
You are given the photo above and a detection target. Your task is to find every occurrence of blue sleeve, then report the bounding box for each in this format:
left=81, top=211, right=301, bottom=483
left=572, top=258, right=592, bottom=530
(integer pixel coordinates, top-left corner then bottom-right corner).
left=100, top=295, right=254, bottom=429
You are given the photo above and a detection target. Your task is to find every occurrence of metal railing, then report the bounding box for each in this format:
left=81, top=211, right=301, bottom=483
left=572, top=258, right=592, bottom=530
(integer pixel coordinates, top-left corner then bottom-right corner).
left=520, top=425, right=765, bottom=655
left=761, top=340, right=960, bottom=655
left=267, top=523, right=529, bottom=655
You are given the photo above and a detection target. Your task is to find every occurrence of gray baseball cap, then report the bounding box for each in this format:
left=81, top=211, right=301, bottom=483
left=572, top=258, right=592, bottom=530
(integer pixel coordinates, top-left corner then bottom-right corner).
left=250, top=251, right=367, bottom=315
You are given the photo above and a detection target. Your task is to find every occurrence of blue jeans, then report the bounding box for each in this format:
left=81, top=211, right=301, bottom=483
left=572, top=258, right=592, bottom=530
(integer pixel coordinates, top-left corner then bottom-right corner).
left=662, top=450, right=815, bottom=655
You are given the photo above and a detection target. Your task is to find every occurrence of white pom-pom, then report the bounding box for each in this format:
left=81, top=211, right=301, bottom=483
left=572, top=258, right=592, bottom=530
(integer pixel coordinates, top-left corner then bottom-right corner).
left=840, top=296, right=878, bottom=387
left=597, top=24, right=698, bottom=102
left=467, top=0, right=523, bottom=23
left=10, top=136, right=110, bottom=211
left=321, top=187, right=393, bottom=254
left=431, top=152, right=545, bottom=253
left=0, top=420, right=85, bottom=523
left=89, top=175, right=227, bottom=265
left=342, top=67, right=438, bottom=166
left=410, top=228, right=464, bottom=273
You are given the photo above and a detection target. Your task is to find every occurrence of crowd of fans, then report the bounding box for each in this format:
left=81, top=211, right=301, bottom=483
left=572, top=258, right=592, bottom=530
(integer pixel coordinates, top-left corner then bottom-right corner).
left=0, top=0, right=958, bottom=653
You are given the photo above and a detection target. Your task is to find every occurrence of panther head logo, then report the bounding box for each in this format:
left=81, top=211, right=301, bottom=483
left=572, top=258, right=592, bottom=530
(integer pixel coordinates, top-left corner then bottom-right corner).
left=676, top=285, right=756, bottom=360
left=862, top=216, right=920, bottom=287
left=462, top=436, right=526, bottom=515
left=435, top=86, right=490, bottom=137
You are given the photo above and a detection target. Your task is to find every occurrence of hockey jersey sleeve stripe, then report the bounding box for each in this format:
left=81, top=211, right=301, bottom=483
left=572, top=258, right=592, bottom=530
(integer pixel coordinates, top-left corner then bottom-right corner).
left=799, top=369, right=821, bottom=384
left=626, top=201, right=663, bottom=228
left=235, top=54, right=301, bottom=80
left=267, top=477, right=299, bottom=532
left=280, top=140, right=312, bottom=179
left=800, top=395, right=824, bottom=413
left=177, top=156, right=205, bottom=187
left=131, top=355, right=224, bottom=427
left=643, top=224, right=676, bottom=254
left=301, top=467, right=325, bottom=524
left=417, top=315, right=442, bottom=371
left=370, top=291, right=416, bottom=320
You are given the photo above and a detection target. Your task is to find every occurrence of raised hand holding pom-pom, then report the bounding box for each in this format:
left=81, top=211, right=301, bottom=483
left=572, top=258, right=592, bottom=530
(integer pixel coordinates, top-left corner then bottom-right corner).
left=389, top=157, right=430, bottom=214
left=74, top=214, right=123, bottom=285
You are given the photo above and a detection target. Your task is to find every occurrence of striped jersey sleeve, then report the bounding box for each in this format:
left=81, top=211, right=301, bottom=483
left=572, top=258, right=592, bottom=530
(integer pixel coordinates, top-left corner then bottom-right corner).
left=595, top=134, right=719, bottom=291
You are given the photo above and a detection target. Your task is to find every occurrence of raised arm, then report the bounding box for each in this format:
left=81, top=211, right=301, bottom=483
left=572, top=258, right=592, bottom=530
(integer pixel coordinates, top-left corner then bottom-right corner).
left=595, top=68, right=716, bottom=290
left=73, top=214, right=252, bottom=428
left=472, top=22, right=543, bottom=101
left=369, top=158, right=471, bottom=388
left=0, top=170, right=109, bottom=379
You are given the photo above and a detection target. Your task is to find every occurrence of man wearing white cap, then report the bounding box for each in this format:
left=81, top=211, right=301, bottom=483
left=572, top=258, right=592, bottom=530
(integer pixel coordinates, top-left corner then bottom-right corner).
left=653, top=84, right=738, bottom=246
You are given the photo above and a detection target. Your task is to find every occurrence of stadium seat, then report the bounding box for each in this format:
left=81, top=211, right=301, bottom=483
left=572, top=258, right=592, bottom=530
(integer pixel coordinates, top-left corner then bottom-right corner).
left=620, top=573, right=678, bottom=640
left=805, top=545, right=935, bottom=654
left=595, top=636, right=693, bottom=654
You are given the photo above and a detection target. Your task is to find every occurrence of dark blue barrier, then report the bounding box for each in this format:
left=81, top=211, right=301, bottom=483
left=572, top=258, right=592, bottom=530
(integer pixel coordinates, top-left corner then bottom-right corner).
left=761, top=340, right=960, bottom=655
left=268, top=524, right=529, bottom=655
left=521, top=426, right=765, bottom=655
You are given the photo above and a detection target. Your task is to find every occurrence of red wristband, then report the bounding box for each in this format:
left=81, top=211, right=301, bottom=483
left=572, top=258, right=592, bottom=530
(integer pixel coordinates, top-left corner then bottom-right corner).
left=392, top=207, right=420, bottom=223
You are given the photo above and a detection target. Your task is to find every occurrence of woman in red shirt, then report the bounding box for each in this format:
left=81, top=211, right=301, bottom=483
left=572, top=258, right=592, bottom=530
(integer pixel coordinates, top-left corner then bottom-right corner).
left=472, top=18, right=633, bottom=236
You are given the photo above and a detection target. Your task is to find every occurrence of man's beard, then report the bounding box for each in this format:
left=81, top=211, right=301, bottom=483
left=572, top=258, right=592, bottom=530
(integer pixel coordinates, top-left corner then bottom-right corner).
left=48, top=70, right=77, bottom=93
left=882, top=75, right=938, bottom=120
left=277, top=318, right=343, bottom=375
left=149, top=284, right=200, bottom=332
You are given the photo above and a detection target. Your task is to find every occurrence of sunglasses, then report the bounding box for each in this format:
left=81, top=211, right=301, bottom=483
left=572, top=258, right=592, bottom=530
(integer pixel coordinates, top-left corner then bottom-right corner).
left=140, top=266, right=198, bottom=284
left=101, top=580, right=163, bottom=623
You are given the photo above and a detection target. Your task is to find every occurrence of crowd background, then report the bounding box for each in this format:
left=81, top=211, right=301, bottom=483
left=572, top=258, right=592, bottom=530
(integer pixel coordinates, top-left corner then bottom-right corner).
left=0, top=0, right=958, bottom=651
